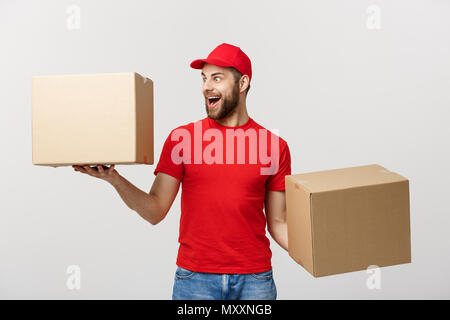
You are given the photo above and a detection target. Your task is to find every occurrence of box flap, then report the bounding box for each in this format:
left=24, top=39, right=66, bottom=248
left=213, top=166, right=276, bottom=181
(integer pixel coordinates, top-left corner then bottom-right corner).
left=289, top=164, right=408, bottom=193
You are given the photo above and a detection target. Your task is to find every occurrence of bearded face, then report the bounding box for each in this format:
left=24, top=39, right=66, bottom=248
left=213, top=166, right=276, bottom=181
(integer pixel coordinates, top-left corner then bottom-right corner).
left=204, top=79, right=240, bottom=120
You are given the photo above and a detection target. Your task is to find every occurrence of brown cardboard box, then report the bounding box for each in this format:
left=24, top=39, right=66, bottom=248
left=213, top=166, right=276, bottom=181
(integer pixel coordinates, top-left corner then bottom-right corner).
left=32, top=72, right=153, bottom=167
left=285, top=164, right=411, bottom=277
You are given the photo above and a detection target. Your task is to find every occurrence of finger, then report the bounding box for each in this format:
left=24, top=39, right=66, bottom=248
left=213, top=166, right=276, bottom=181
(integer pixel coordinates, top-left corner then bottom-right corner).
left=109, top=164, right=115, bottom=173
left=74, top=166, right=87, bottom=174
left=84, top=165, right=98, bottom=176
left=97, top=164, right=105, bottom=174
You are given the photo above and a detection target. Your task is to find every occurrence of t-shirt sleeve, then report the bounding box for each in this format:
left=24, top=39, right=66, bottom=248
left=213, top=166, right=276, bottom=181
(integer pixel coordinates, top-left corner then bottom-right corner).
left=265, top=141, right=291, bottom=191
left=153, top=129, right=185, bottom=182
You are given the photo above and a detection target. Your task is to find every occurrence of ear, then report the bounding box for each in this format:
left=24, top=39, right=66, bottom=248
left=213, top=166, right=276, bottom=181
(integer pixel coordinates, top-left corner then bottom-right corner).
left=239, top=75, right=250, bottom=94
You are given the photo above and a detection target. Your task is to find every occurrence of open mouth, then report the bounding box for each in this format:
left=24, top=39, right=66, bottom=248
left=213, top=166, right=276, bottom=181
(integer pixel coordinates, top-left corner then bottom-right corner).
left=207, top=96, right=221, bottom=109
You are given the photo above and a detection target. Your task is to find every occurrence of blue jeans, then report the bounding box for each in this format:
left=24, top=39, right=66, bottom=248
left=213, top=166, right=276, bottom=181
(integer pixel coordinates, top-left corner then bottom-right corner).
left=172, top=266, right=277, bottom=300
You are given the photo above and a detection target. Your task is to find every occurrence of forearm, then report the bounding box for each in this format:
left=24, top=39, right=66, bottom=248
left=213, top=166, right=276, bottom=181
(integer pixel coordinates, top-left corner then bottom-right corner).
left=109, top=174, right=162, bottom=225
left=269, top=221, right=288, bottom=252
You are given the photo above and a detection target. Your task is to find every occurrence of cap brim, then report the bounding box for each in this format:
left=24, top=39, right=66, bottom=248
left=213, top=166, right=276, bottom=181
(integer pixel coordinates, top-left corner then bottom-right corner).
left=190, top=59, right=207, bottom=69
left=190, top=58, right=233, bottom=69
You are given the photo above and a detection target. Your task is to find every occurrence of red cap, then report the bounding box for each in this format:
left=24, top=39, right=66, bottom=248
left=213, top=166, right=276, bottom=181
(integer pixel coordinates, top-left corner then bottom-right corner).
left=190, top=43, right=252, bottom=82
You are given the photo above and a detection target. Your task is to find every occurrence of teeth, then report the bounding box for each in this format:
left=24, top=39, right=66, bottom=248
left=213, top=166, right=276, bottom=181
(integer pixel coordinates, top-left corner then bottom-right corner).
left=207, top=96, right=220, bottom=99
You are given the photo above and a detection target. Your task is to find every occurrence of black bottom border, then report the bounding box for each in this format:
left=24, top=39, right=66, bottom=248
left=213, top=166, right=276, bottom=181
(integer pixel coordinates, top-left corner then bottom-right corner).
left=0, top=300, right=447, bottom=318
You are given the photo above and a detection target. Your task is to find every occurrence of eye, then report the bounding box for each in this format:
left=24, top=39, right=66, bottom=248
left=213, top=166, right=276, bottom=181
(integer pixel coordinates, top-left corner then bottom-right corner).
left=214, top=77, right=221, bottom=81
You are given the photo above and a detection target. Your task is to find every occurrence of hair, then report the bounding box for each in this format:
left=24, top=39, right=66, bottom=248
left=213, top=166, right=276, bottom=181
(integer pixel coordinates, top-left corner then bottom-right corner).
left=229, top=67, right=251, bottom=96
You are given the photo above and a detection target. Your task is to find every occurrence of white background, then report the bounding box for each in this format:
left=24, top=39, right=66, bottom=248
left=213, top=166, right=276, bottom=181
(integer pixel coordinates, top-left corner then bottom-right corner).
left=1, top=0, right=449, bottom=299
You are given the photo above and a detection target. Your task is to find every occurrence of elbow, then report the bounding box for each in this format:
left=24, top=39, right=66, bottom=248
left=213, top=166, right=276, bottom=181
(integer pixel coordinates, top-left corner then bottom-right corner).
left=268, top=229, right=281, bottom=246
left=267, top=225, right=277, bottom=239
left=267, top=219, right=286, bottom=235
left=147, top=210, right=167, bottom=226
left=144, top=194, right=167, bottom=226
left=267, top=221, right=289, bottom=251
left=147, top=213, right=163, bottom=226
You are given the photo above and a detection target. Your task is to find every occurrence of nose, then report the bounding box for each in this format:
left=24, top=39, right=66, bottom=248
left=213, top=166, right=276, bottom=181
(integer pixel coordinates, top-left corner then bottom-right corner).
left=202, top=78, right=214, bottom=93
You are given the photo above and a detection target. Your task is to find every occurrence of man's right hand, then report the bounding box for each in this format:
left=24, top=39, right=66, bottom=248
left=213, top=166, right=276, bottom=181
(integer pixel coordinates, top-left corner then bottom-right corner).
left=72, top=164, right=119, bottom=185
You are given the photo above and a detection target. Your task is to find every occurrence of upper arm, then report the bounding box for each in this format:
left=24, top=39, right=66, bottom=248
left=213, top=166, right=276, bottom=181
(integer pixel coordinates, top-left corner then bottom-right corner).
left=148, top=172, right=181, bottom=221
left=264, top=190, right=287, bottom=233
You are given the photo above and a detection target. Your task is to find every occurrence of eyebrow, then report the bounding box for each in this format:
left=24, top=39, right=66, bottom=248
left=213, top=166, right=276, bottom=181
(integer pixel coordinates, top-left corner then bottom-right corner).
left=201, top=72, right=224, bottom=77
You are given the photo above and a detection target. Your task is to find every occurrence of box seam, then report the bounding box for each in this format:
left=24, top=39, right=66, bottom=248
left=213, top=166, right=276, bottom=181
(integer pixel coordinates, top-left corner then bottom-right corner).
left=309, top=193, right=317, bottom=277
left=134, top=73, right=138, bottom=163
left=312, top=179, right=410, bottom=195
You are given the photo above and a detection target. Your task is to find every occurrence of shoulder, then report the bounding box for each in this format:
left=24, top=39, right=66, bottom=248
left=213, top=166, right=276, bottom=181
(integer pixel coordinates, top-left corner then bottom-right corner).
left=251, top=118, right=289, bottom=149
left=167, top=118, right=202, bottom=137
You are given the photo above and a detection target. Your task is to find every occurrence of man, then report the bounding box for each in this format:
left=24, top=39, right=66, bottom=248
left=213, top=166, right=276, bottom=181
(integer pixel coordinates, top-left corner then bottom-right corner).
left=73, top=43, right=291, bottom=300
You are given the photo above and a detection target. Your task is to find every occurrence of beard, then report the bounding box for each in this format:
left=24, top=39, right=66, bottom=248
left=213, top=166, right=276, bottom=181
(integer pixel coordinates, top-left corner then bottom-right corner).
left=205, top=82, right=240, bottom=120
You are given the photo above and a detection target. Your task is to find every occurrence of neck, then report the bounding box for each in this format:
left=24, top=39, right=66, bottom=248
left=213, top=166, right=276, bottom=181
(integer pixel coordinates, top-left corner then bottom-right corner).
left=215, top=98, right=249, bottom=127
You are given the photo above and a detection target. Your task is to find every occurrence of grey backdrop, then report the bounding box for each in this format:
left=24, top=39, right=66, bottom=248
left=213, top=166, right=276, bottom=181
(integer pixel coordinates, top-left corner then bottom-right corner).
left=1, top=0, right=449, bottom=299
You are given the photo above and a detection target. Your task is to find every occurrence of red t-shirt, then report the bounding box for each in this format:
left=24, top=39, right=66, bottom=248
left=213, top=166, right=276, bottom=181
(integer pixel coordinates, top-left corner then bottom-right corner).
left=153, top=116, right=291, bottom=273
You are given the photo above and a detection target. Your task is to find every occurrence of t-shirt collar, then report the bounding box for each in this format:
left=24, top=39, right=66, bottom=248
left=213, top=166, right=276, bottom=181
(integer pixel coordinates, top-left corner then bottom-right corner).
left=207, top=116, right=254, bottom=130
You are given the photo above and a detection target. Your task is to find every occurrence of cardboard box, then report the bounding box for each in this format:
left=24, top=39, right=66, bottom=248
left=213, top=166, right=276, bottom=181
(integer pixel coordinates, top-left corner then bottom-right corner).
left=285, top=164, right=411, bottom=277
left=32, top=72, right=153, bottom=167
